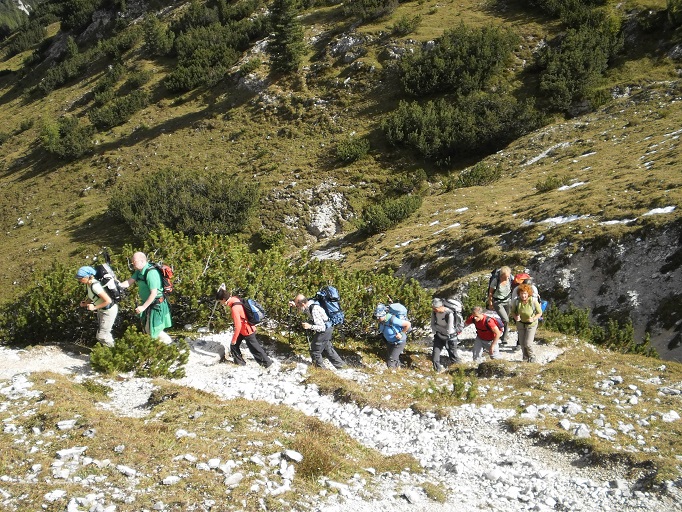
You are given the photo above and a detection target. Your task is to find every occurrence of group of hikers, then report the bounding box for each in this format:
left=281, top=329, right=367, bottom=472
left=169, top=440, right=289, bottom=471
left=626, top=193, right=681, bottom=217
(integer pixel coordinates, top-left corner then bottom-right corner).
left=77, top=254, right=545, bottom=371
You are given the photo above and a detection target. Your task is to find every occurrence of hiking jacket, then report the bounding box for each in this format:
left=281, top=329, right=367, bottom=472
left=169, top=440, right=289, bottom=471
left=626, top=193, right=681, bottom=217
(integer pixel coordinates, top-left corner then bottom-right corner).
left=379, top=314, right=409, bottom=344
left=431, top=309, right=455, bottom=338
left=305, top=301, right=329, bottom=332
left=226, top=296, right=256, bottom=344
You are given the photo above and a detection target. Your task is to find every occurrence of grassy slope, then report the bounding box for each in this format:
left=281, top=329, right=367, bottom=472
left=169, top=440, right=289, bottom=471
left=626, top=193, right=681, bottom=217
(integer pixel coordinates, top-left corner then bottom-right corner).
left=0, top=0, right=680, bottom=304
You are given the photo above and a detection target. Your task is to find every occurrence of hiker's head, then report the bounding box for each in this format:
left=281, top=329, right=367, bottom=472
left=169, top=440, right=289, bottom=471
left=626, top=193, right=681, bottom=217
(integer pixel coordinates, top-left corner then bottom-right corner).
left=471, top=305, right=484, bottom=321
left=215, top=283, right=229, bottom=303
left=132, top=252, right=147, bottom=270
left=293, top=294, right=307, bottom=311
left=517, top=283, right=532, bottom=300
left=431, top=298, right=445, bottom=313
left=374, top=303, right=387, bottom=320
left=75, top=266, right=96, bottom=282
left=500, top=266, right=512, bottom=279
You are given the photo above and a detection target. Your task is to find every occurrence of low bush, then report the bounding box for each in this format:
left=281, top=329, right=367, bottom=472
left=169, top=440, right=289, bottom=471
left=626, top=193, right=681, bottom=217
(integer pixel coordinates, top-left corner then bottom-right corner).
left=360, top=194, right=422, bottom=235
left=383, top=95, right=543, bottom=163
left=336, top=136, right=370, bottom=162
left=343, top=0, right=398, bottom=21
left=452, top=162, right=502, bottom=188
left=90, top=326, right=189, bottom=378
left=391, top=14, right=421, bottom=36
left=88, top=90, right=150, bottom=130
left=536, top=175, right=571, bottom=192
left=40, top=116, right=94, bottom=160
left=108, top=167, right=261, bottom=239
left=399, top=23, right=519, bottom=97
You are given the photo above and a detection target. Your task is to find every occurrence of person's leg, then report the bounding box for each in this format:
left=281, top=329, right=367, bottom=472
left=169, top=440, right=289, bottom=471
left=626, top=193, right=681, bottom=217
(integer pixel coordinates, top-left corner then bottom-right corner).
left=494, top=301, right=511, bottom=343
left=386, top=342, right=404, bottom=368
left=230, top=335, right=246, bottom=365
left=243, top=332, right=272, bottom=367
left=96, top=305, right=117, bottom=347
left=309, top=331, right=326, bottom=367
left=525, top=324, right=538, bottom=362
left=446, top=334, right=461, bottom=364
left=321, top=330, right=346, bottom=369
left=517, top=322, right=528, bottom=359
left=472, top=337, right=484, bottom=362
left=157, top=330, right=173, bottom=345
left=432, top=334, right=446, bottom=371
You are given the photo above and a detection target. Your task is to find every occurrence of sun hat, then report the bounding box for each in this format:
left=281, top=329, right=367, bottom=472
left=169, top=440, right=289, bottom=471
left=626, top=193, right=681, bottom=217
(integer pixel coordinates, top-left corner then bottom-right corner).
left=76, top=266, right=96, bottom=279
left=431, top=298, right=443, bottom=308
left=374, top=303, right=387, bottom=318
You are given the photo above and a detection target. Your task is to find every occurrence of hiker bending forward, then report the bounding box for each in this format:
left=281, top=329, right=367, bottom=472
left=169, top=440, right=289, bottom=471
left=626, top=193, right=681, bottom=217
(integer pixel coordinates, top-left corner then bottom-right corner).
left=76, top=265, right=118, bottom=347
left=290, top=294, right=346, bottom=369
left=119, top=252, right=172, bottom=345
left=375, top=303, right=411, bottom=369
left=465, top=306, right=501, bottom=362
left=217, top=287, right=273, bottom=368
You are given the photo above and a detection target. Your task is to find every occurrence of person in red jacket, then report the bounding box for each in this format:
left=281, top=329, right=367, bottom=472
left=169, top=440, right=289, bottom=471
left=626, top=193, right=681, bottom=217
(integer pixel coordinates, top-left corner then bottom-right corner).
left=464, top=306, right=502, bottom=363
left=216, top=287, right=273, bottom=368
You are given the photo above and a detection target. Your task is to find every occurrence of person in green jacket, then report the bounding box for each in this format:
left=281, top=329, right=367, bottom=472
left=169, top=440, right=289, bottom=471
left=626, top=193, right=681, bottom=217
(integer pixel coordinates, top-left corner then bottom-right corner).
left=119, top=252, right=173, bottom=344
left=510, top=283, right=542, bottom=363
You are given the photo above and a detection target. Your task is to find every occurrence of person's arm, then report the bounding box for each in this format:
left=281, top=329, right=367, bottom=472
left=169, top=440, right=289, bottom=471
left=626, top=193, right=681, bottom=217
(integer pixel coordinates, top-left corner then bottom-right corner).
left=135, top=288, right=158, bottom=315
left=487, top=282, right=495, bottom=308
left=304, top=304, right=327, bottom=332
left=118, top=277, right=135, bottom=289
left=511, top=300, right=520, bottom=322
left=531, top=299, right=542, bottom=322
left=446, top=311, right=455, bottom=336
left=394, top=317, right=410, bottom=340
left=230, top=304, right=244, bottom=345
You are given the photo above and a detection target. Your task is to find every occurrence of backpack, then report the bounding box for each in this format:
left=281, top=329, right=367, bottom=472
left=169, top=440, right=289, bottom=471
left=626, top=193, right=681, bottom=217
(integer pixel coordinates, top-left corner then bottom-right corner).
left=143, top=262, right=174, bottom=296
left=236, top=298, right=267, bottom=325
left=482, top=314, right=504, bottom=332
left=315, top=285, right=345, bottom=326
left=94, top=263, right=122, bottom=303
left=442, top=298, right=464, bottom=334
left=512, top=272, right=531, bottom=290
left=387, top=303, right=412, bottom=333
left=488, top=268, right=512, bottom=301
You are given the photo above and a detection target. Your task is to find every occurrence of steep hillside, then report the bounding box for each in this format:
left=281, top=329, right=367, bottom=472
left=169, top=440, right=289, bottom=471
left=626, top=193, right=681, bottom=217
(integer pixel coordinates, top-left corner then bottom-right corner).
left=0, top=0, right=681, bottom=357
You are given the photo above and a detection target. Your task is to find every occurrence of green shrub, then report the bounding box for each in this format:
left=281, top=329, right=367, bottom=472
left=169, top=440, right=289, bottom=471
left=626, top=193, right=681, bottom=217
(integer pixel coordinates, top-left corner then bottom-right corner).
left=98, top=25, right=143, bottom=59
left=391, top=14, right=421, bottom=36
left=88, top=90, right=150, bottom=130
left=90, top=326, right=189, bottom=378
left=143, top=13, right=175, bottom=57
left=126, top=70, right=153, bottom=89
left=239, top=57, right=262, bottom=76
left=537, top=21, right=622, bottom=112
left=536, top=175, right=570, bottom=192
left=108, top=167, right=261, bottom=239
left=360, top=194, right=422, bottom=235
left=343, top=0, right=398, bottom=21
left=453, top=162, right=502, bottom=188
left=336, top=136, right=370, bottom=162
left=0, top=132, right=9, bottom=145
left=7, top=20, right=46, bottom=57
left=382, top=95, right=543, bottom=163
left=400, top=23, right=519, bottom=96
left=670, top=0, right=682, bottom=27
left=41, top=116, right=94, bottom=161
left=269, top=0, right=307, bottom=73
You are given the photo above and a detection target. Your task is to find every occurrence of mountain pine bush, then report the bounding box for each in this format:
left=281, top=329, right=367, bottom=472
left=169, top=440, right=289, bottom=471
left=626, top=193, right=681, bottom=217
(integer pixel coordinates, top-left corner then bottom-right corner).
left=40, top=116, right=94, bottom=160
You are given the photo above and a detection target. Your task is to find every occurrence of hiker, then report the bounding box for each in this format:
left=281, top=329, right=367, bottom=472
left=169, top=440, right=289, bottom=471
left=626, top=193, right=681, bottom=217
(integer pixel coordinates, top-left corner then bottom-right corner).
left=511, top=277, right=540, bottom=303
left=375, top=303, right=411, bottom=369
left=119, top=251, right=173, bottom=345
left=290, top=294, right=346, bottom=369
left=217, top=287, right=273, bottom=368
left=487, top=266, right=512, bottom=345
left=511, top=283, right=542, bottom=363
left=430, top=298, right=461, bottom=372
left=465, top=306, right=502, bottom=362
left=76, top=266, right=118, bottom=347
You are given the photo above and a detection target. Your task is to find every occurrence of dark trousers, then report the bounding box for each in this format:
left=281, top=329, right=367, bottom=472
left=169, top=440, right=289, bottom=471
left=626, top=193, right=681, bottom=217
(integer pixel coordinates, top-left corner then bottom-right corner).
left=310, top=326, right=345, bottom=369
left=432, top=332, right=460, bottom=370
left=386, top=340, right=406, bottom=368
left=230, top=332, right=272, bottom=368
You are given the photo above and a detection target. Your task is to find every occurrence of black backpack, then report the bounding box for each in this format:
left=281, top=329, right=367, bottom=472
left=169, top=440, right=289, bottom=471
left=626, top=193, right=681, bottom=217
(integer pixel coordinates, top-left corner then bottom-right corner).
left=94, top=263, right=122, bottom=303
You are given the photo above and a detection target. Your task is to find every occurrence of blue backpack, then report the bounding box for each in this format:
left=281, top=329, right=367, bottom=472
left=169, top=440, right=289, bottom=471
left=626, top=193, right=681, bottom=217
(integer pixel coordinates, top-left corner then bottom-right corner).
left=315, top=285, right=345, bottom=326
left=380, top=303, right=411, bottom=344
left=237, top=298, right=266, bottom=325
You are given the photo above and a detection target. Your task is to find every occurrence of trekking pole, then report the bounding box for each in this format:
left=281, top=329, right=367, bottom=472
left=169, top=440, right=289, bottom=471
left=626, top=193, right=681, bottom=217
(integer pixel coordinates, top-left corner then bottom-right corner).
left=206, top=300, right=219, bottom=332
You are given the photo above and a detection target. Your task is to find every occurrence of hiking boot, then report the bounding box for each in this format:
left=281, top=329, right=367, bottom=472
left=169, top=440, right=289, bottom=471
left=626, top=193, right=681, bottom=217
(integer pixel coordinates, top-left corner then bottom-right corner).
left=528, top=356, right=536, bottom=363
left=218, top=356, right=228, bottom=364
